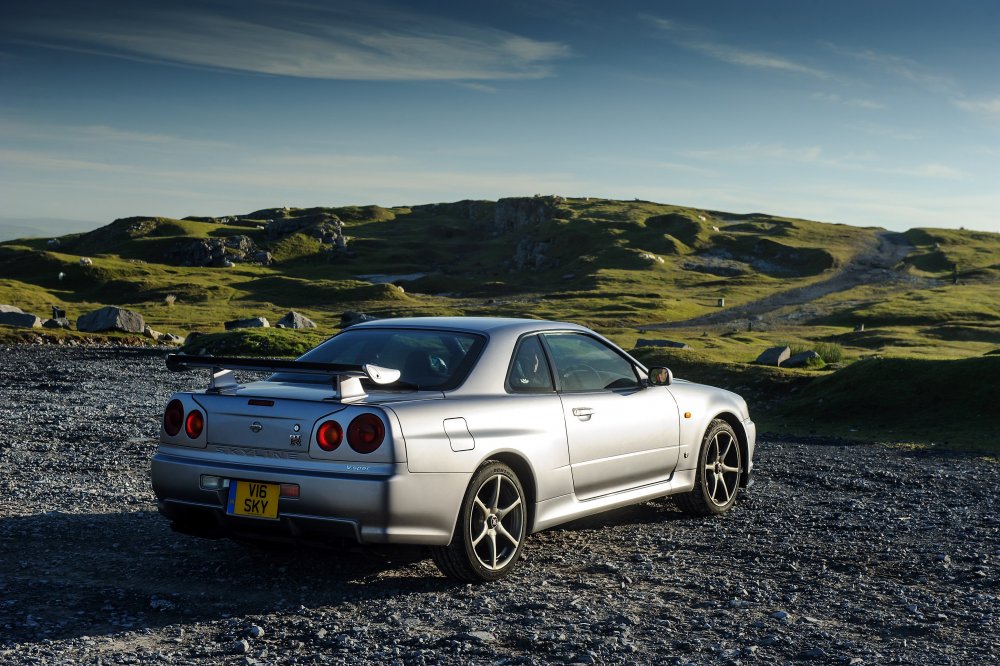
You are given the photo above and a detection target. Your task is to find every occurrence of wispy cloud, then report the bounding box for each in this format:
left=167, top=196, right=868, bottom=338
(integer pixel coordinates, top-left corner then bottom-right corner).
left=682, top=143, right=963, bottom=180
left=0, top=117, right=233, bottom=150
left=955, top=96, right=1000, bottom=118
left=811, top=92, right=884, bottom=109
left=680, top=41, right=829, bottom=78
left=824, top=43, right=959, bottom=95
left=11, top=2, right=570, bottom=81
left=644, top=14, right=829, bottom=79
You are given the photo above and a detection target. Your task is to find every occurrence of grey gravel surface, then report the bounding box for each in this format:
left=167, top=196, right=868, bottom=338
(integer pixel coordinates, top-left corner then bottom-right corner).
left=0, top=346, right=997, bottom=665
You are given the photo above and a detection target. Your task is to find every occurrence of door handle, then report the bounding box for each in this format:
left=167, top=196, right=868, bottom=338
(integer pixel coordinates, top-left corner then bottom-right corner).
left=572, top=407, right=594, bottom=419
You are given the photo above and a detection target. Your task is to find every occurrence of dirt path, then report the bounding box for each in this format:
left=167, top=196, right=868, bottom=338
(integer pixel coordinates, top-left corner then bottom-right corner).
left=643, top=231, right=928, bottom=330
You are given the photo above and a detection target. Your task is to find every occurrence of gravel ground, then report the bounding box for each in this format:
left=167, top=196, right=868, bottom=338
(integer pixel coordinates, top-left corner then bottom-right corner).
left=0, top=346, right=997, bottom=665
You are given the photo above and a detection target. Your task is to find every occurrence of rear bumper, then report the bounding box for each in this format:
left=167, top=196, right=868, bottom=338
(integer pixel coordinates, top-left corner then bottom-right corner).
left=151, top=448, right=469, bottom=546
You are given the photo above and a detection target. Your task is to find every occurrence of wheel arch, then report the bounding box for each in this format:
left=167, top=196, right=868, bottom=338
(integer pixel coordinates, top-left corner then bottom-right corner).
left=712, top=410, right=750, bottom=488
left=477, top=451, right=538, bottom=535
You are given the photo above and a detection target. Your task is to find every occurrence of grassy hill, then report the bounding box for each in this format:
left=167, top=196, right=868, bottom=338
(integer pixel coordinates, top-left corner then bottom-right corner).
left=2, top=195, right=997, bottom=450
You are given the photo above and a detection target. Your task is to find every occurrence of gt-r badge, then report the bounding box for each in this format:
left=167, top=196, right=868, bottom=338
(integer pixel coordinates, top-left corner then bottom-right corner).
left=250, top=421, right=263, bottom=433
left=289, top=434, right=302, bottom=446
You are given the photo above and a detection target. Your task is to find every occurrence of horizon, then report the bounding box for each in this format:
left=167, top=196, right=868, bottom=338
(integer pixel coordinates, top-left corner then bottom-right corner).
left=2, top=0, right=998, bottom=235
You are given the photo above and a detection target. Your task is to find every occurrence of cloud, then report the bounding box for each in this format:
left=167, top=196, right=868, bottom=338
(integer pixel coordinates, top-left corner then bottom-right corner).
left=811, top=92, right=884, bottom=109
left=10, top=2, right=570, bottom=81
left=643, top=14, right=828, bottom=78
left=824, top=43, right=959, bottom=95
left=955, top=97, right=1000, bottom=118
left=679, top=41, right=830, bottom=78
left=682, top=143, right=962, bottom=180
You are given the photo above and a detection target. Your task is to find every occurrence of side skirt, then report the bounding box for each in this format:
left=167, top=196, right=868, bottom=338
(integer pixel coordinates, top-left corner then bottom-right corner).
left=530, top=468, right=697, bottom=533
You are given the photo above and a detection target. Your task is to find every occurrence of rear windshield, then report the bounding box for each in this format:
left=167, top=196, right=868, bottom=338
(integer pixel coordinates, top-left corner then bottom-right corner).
left=270, top=328, right=486, bottom=391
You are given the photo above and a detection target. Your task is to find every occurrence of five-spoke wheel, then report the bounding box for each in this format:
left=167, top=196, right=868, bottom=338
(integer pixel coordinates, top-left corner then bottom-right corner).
left=676, top=419, right=743, bottom=516
left=431, top=461, right=527, bottom=581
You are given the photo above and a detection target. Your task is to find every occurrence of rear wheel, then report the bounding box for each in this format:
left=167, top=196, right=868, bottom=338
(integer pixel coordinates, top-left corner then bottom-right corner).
left=676, top=419, right=742, bottom=516
left=431, top=461, right=527, bottom=582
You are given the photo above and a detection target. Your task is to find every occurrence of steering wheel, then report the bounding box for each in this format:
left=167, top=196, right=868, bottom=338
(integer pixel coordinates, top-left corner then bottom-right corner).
left=561, top=363, right=601, bottom=391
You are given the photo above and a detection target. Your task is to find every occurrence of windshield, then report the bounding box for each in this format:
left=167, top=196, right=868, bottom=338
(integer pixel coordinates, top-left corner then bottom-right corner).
left=270, top=327, right=486, bottom=390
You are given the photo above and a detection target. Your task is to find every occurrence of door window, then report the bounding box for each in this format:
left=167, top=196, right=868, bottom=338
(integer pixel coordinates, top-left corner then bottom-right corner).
left=542, top=333, right=639, bottom=392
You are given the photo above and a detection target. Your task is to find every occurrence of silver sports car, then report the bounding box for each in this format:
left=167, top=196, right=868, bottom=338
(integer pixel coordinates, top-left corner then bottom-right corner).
left=152, top=317, right=755, bottom=581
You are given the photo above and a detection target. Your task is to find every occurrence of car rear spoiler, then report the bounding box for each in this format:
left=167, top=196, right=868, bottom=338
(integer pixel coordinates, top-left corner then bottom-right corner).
left=165, top=354, right=401, bottom=400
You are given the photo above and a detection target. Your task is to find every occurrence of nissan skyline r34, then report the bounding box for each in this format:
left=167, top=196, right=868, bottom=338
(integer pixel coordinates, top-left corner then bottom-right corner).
left=151, top=317, right=755, bottom=581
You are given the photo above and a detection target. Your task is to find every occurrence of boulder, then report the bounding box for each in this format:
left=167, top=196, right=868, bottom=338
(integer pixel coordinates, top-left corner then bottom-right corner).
left=0, top=304, right=24, bottom=314
left=76, top=306, right=145, bottom=333
left=42, top=317, right=71, bottom=330
left=340, top=311, right=377, bottom=328
left=184, top=331, right=205, bottom=345
left=784, top=350, right=822, bottom=368
left=0, top=312, right=42, bottom=328
left=158, top=333, right=183, bottom=344
left=756, top=346, right=791, bottom=367
left=636, top=339, right=690, bottom=349
left=276, top=311, right=316, bottom=329
left=224, top=317, right=269, bottom=330
left=143, top=325, right=162, bottom=339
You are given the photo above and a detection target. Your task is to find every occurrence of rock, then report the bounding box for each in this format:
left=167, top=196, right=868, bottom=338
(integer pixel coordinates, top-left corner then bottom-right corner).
left=635, top=339, right=690, bottom=349
left=494, top=195, right=562, bottom=232
left=42, top=318, right=71, bottom=329
left=0, top=312, right=42, bottom=328
left=783, top=350, right=821, bottom=367
left=456, top=631, right=495, bottom=643
left=756, top=346, right=790, bottom=367
left=184, top=331, right=205, bottom=345
left=158, top=333, right=183, bottom=344
left=340, top=311, right=377, bottom=328
left=224, top=317, right=269, bottom=330
left=166, top=235, right=260, bottom=267
left=76, top=306, right=145, bottom=333
left=253, top=250, right=273, bottom=265
left=276, top=311, right=316, bottom=329
left=247, top=625, right=264, bottom=639
left=771, top=610, right=789, bottom=620
left=143, top=325, right=162, bottom=340
left=638, top=252, right=664, bottom=264
left=0, top=305, right=24, bottom=314
left=79, top=257, right=93, bottom=266
left=232, top=639, right=250, bottom=655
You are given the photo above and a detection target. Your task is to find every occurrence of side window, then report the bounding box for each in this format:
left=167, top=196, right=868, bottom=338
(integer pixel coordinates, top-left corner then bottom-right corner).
left=507, top=335, right=554, bottom=393
left=542, top=333, right=640, bottom=392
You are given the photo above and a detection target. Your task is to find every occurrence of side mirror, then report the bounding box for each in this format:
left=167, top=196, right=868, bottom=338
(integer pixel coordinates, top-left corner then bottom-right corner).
left=647, top=366, right=673, bottom=386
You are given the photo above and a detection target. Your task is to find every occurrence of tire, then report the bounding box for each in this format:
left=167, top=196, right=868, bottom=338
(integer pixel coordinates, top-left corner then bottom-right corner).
left=431, top=461, right=527, bottom=582
left=676, top=419, right=742, bottom=517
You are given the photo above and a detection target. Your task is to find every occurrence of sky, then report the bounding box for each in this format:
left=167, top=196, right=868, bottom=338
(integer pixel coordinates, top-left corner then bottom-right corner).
left=1, top=0, right=998, bottom=236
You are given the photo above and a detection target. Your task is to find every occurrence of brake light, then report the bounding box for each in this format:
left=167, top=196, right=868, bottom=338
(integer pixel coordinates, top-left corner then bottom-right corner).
left=348, top=413, right=385, bottom=454
left=164, top=399, right=183, bottom=436
left=316, top=420, right=343, bottom=451
left=185, top=409, right=204, bottom=439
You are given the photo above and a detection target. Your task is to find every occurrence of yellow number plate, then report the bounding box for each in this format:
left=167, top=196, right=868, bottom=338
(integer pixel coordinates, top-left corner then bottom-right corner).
left=227, top=481, right=280, bottom=520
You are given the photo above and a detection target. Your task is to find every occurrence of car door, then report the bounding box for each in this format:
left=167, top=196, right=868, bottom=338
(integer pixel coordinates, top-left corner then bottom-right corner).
left=541, top=332, right=680, bottom=500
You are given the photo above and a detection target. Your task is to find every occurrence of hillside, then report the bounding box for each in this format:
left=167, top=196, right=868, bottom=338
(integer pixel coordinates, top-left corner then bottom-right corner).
left=1, top=196, right=997, bottom=359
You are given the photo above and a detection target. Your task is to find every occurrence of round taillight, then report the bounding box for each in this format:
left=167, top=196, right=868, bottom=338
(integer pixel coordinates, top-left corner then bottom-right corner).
left=164, top=399, right=184, bottom=437
left=185, top=409, right=204, bottom=439
left=316, top=420, right=343, bottom=451
left=348, top=413, right=385, bottom=454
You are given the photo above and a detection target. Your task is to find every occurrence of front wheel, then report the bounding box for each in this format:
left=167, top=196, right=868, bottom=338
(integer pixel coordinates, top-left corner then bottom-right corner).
left=431, top=461, right=527, bottom=582
left=675, top=419, right=742, bottom=516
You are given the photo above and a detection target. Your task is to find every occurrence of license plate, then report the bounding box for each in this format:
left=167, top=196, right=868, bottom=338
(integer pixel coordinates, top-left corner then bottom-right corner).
left=227, top=480, right=280, bottom=520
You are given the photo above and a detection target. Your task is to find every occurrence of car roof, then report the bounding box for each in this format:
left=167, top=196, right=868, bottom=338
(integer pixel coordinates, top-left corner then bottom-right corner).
left=348, top=316, right=590, bottom=336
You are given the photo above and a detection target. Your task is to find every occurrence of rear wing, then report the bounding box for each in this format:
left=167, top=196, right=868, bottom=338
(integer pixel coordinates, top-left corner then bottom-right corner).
left=165, top=354, right=401, bottom=401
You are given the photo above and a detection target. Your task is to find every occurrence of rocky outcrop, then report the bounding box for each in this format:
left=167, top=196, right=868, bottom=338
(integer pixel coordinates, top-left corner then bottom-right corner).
left=340, top=311, right=377, bottom=328
left=76, top=306, right=145, bottom=333
left=265, top=214, right=347, bottom=248
left=784, top=350, right=821, bottom=368
left=224, top=317, right=269, bottom=330
left=0, top=312, right=42, bottom=328
left=756, top=346, right=791, bottom=367
left=43, top=318, right=71, bottom=330
left=512, top=237, right=551, bottom=271
left=166, top=235, right=265, bottom=267
left=494, top=196, right=563, bottom=232
left=276, top=311, right=316, bottom=329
